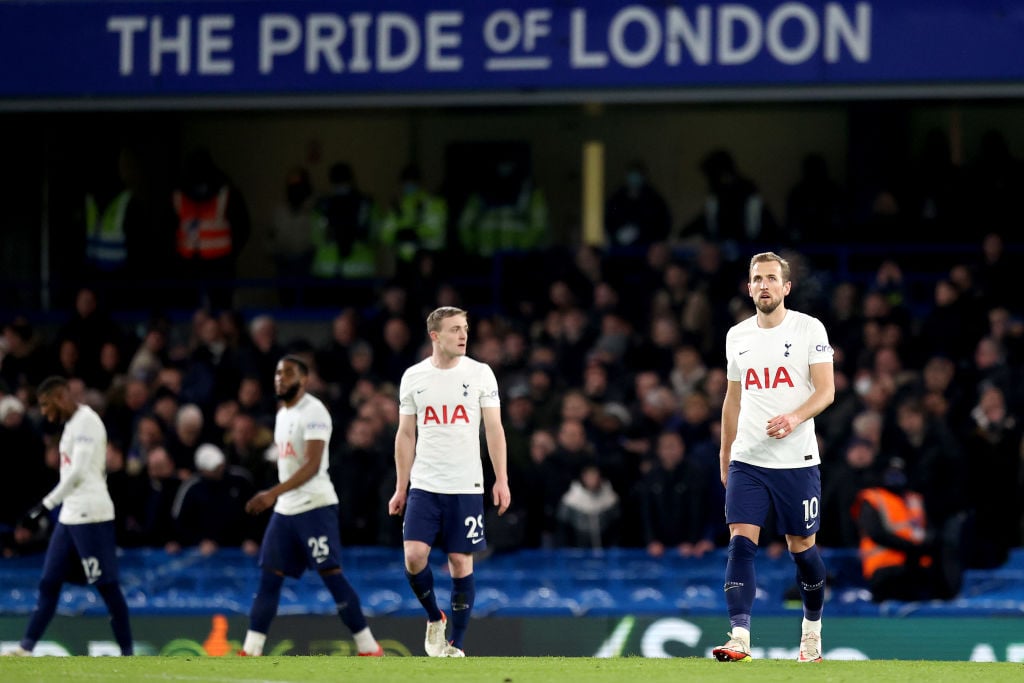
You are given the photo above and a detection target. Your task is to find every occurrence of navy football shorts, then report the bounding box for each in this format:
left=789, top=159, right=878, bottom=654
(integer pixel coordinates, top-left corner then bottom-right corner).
left=41, top=520, right=120, bottom=586
left=725, top=460, right=822, bottom=537
left=259, top=504, right=343, bottom=578
left=403, top=489, right=487, bottom=554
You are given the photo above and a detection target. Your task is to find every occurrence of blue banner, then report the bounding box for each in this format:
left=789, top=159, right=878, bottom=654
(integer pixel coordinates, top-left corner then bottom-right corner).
left=0, top=1, right=1022, bottom=101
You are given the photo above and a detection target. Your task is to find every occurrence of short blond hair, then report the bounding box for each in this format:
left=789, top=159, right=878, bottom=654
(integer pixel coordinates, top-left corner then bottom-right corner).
left=749, top=251, right=791, bottom=282
left=426, top=306, right=468, bottom=333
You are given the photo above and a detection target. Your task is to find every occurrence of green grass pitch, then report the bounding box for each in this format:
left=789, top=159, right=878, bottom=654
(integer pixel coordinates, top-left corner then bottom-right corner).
left=1, top=656, right=1022, bottom=683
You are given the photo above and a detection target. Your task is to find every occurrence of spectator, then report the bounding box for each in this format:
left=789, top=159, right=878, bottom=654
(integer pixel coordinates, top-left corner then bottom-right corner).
left=604, top=159, right=672, bottom=249
left=172, top=147, right=251, bottom=311
left=972, top=231, right=1014, bottom=313
left=916, top=278, right=982, bottom=365
left=223, top=412, right=276, bottom=490
left=373, top=317, right=418, bottom=387
left=905, top=128, right=966, bottom=240
left=104, top=439, right=143, bottom=546
left=316, top=308, right=364, bottom=392
left=94, top=340, right=127, bottom=394
left=555, top=461, right=621, bottom=549
left=917, top=354, right=969, bottom=430
left=180, top=314, right=242, bottom=413
left=127, top=446, right=181, bottom=551
left=457, top=155, right=548, bottom=259
left=150, top=386, right=182, bottom=436
left=503, top=383, right=536, bottom=475
left=811, top=366, right=857, bottom=459
left=266, top=165, right=316, bottom=307
left=171, top=443, right=260, bottom=556
left=0, top=396, right=54, bottom=557
left=126, top=413, right=165, bottom=467
left=963, top=336, right=1018, bottom=413
left=235, top=375, right=274, bottom=421
left=851, top=459, right=955, bottom=602
left=239, top=315, right=285, bottom=401
left=880, top=397, right=967, bottom=529
left=634, top=431, right=712, bottom=558
left=127, top=323, right=170, bottom=384
left=103, top=377, right=151, bottom=448
left=819, top=437, right=880, bottom=548
left=680, top=148, right=778, bottom=258
left=53, top=338, right=84, bottom=385
left=379, top=163, right=448, bottom=283
left=331, top=416, right=389, bottom=546
left=166, top=403, right=205, bottom=478
left=551, top=418, right=598, bottom=490
left=784, top=152, right=847, bottom=244
left=519, top=429, right=563, bottom=547
left=56, top=287, right=124, bottom=387
left=309, top=161, right=378, bottom=302
left=1, top=320, right=51, bottom=393
left=669, top=344, right=708, bottom=401
left=961, top=384, right=1023, bottom=568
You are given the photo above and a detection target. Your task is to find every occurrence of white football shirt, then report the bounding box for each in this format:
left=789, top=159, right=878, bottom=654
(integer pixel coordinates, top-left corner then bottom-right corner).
left=43, top=404, right=115, bottom=524
left=725, top=310, right=834, bottom=469
left=273, top=393, right=338, bottom=515
left=398, top=355, right=501, bottom=494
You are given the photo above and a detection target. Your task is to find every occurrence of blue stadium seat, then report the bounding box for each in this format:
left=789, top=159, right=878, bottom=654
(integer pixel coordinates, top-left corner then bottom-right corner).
left=1, top=546, right=1022, bottom=617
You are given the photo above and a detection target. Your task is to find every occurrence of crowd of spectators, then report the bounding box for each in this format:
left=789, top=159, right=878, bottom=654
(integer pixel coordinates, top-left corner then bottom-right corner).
left=2, top=227, right=1022, bottom=580
left=4, top=124, right=1024, bottom=589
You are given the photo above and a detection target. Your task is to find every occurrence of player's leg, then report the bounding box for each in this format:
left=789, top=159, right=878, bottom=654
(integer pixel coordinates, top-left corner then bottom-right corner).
left=308, top=506, right=381, bottom=656
left=777, top=466, right=826, bottom=663
left=714, top=461, right=767, bottom=662
left=439, top=493, right=486, bottom=656
left=19, top=523, right=75, bottom=654
left=242, top=512, right=291, bottom=656
left=444, top=553, right=473, bottom=656
left=319, top=567, right=381, bottom=655
left=77, top=521, right=133, bottom=655
left=402, top=490, right=447, bottom=656
left=242, top=570, right=285, bottom=656
left=788, top=534, right=825, bottom=662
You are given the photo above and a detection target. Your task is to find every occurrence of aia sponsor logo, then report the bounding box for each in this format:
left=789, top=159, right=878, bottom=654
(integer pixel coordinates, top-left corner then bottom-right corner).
left=422, top=405, right=470, bottom=425
left=744, top=367, right=795, bottom=390
left=277, top=442, right=299, bottom=458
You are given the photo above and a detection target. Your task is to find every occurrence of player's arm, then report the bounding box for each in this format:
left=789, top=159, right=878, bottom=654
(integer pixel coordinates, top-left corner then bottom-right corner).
left=803, top=361, right=837, bottom=417
left=40, top=433, right=96, bottom=511
left=388, top=412, right=417, bottom=515
left=768, top=361, right=836, bottom=438
left=245, top=439, right=325, bottom=514
left=482, top=406, right=511, bottom=515
left=719, top=379, right=742, bottom=487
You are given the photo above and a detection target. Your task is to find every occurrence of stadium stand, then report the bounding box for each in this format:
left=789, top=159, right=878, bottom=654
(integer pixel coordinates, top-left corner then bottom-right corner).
left=1, top=547, right=1021, bottom=618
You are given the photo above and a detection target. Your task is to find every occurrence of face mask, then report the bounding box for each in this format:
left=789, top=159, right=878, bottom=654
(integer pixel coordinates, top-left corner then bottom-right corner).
left=626, top=171, right=644, bottom=191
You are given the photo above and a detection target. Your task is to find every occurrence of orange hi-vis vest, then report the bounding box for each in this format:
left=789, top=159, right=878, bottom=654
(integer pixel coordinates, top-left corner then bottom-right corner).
left=852, top=487, right=932, bottom=579
left=173, top=187, right=232, bottom=259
